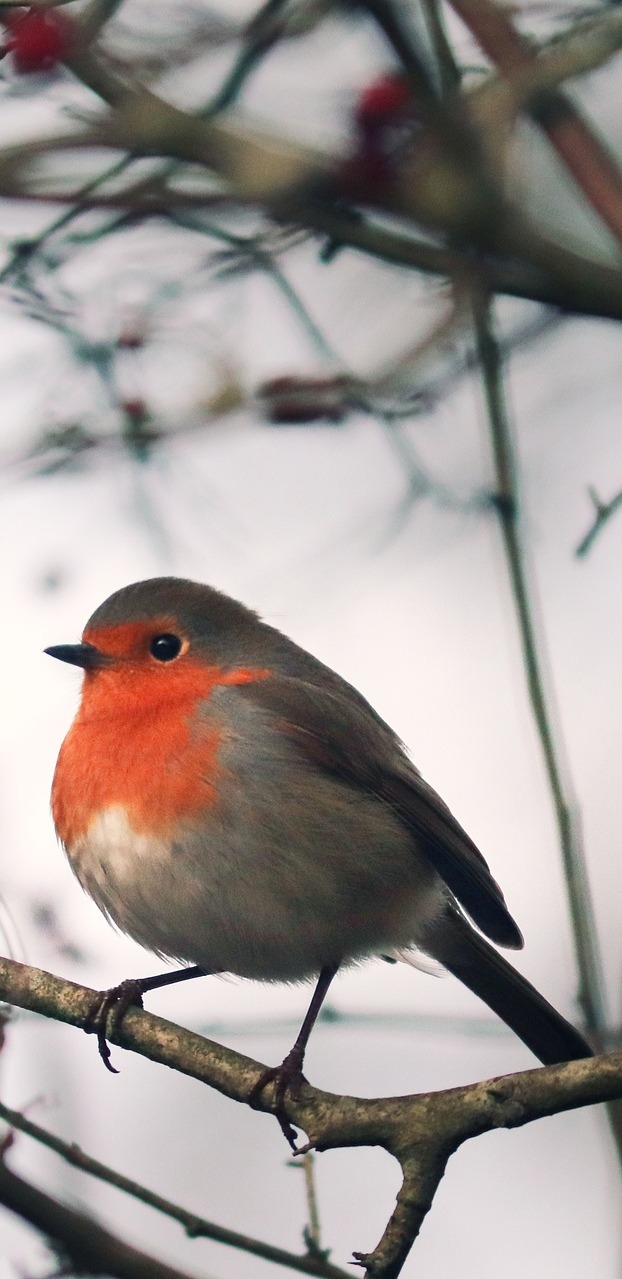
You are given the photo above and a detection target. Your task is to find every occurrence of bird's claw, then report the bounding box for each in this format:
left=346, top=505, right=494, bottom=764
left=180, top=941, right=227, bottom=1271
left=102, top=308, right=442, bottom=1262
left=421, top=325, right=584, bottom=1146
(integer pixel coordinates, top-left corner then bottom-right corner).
left=249, top=1045, right=306, bottom=1151
left=84, top=979, right=145, bottom=1073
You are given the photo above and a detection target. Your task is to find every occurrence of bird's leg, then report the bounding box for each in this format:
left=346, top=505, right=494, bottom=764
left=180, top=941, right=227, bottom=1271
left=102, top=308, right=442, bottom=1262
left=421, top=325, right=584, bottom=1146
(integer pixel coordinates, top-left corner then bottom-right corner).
left=251, top=963, right=339, bottom=1151
left=85, top=965, right=209, bottom=1073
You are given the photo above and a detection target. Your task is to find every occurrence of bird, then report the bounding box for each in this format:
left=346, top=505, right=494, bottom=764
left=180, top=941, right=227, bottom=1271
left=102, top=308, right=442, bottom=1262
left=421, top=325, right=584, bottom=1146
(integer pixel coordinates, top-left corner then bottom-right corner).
left=46, top=576, right=592, bottom=1141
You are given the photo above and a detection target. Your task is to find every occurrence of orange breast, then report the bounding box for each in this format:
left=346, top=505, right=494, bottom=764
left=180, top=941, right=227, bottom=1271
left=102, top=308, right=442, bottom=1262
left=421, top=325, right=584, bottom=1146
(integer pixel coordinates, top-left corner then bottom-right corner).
left=51, top=657, right=267, bottom=848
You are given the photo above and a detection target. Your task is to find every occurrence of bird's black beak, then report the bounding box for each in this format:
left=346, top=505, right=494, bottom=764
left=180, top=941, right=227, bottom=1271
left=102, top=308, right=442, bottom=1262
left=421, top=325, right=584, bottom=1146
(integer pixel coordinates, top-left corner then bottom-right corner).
left=44, top=642, right=109, bottom=670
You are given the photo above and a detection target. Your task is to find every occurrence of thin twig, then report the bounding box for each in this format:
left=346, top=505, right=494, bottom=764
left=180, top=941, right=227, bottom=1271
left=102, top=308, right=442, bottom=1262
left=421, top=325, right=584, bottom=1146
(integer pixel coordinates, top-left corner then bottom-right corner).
left=471, top=290, right=607, bottom=1037
left=419, top=0, right=622, bottom=1166
left=426, top=0, right=609, bottom=1053
left=288, top=1152, right=328, bottom=1261
left=469, top=288, right=622, bottom=1172
left=302, top=1154, right=323, bottom=1256
left=80, top=0, right=127, bottom=44
left=208, top=0, right=289, bottom=114
left=0, top=1100, right=348, bottom=1279
left=0, top=1159, right=210, bottom=1279
left=575, top=485, right=622, bottom=557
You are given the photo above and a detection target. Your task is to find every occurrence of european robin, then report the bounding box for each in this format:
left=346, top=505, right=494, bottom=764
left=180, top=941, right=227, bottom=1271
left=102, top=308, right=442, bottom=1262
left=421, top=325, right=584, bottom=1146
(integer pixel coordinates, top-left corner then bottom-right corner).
left=46, top=577, right=592, bottom=1138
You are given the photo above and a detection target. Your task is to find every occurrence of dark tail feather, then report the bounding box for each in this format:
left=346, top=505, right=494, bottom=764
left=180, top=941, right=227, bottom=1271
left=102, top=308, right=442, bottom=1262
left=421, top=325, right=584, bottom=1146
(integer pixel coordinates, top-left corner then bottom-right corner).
left=424, top=908, right=593, bottom=1064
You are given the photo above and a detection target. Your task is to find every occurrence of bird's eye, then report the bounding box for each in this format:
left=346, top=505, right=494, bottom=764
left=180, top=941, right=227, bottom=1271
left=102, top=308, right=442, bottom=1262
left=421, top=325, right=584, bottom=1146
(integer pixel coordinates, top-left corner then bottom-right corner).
left=150, top=633, right=183, bottom=662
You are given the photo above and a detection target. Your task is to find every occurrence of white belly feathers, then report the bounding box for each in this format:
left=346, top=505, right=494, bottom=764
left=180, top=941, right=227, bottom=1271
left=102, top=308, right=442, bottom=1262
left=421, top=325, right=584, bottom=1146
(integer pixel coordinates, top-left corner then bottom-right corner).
left=65, top=789, right=445, bottom=984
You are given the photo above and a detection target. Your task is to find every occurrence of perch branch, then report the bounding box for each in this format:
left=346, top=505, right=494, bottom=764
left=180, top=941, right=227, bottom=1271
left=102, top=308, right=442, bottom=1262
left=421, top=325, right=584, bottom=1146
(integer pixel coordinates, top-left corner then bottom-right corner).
left=0, top=956, right=618, bottom=1278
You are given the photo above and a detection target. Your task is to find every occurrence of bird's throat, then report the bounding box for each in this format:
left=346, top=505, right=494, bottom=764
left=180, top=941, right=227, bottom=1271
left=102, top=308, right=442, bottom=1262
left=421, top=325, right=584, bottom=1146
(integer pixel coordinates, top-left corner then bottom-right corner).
left=51, top=667, right=224, bottom=848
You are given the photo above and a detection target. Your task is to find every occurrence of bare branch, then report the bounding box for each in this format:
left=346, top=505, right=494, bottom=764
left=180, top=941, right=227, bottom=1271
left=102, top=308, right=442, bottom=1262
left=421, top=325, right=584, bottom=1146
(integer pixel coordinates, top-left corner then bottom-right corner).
left=0, top=1099, right=349, bottom=1279
left=0, top=1158, right=211, bottom=1279
left=0, top=956, right=618, bottom=1278
left=470, top=290, right=608, bottom=1038
left=0, top=1, right=620, bottom=327
left=448, top=0, right=622, bottom=249
left=469, top=289, right=622, bottom=1173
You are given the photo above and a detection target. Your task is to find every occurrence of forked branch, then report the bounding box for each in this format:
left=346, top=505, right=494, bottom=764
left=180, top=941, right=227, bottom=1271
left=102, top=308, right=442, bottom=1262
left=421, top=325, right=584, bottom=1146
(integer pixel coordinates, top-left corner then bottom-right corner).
left=0, top=956, right=618, bottom=1279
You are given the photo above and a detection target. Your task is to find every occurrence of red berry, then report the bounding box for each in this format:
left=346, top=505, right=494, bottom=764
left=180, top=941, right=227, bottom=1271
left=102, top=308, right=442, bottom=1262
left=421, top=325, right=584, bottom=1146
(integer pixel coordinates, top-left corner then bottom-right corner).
left=355, top=73, right=412, bottom=130
left=343, top=71, right=421, bottom=196
left=7, top=8, right=72, bottom=74
left=258, top=376, right=348, bottom=425
left=122, top=399, right=148, bottom=421
left=118, top=330, right=145, bottom=351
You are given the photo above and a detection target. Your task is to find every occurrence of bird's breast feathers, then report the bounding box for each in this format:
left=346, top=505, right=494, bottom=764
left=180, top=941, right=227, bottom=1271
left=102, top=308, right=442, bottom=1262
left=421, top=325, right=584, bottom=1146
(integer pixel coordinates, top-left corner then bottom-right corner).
left=52, top=686, right=444, bottom=979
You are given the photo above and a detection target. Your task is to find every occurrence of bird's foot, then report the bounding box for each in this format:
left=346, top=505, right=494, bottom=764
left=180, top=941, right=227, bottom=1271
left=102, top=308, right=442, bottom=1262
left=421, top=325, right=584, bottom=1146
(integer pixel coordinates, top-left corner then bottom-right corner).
left=84, top=979, right=146, bottom=1073
left=83, top=966, right=209, bottom=1072
left=250, top=1044, right=307, bottom=1152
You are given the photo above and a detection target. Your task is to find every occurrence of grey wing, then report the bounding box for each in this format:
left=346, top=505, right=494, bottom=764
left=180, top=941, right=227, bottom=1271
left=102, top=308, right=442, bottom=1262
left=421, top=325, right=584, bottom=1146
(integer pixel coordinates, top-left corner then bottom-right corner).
left=236, top=674, right=523, bottom=950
